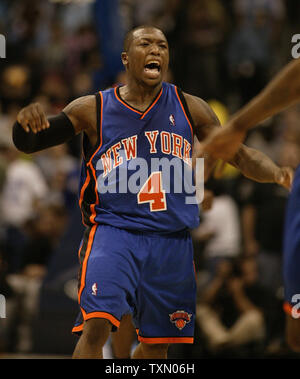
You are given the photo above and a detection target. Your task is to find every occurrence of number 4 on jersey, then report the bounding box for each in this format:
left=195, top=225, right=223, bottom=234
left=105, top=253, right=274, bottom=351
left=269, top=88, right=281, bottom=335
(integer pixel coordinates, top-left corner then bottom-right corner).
left=137, top=171, right=167, bottom=212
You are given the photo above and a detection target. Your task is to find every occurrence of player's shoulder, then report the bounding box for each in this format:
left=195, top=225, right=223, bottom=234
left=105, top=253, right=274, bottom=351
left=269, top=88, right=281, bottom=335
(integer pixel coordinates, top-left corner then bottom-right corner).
left=64, top=94, right=97, bottom=114
left=63, top=94, right=98, bottom=133
left=181, top=91, right=220, bottom=126
left=182, top=92, right=212, bottom=116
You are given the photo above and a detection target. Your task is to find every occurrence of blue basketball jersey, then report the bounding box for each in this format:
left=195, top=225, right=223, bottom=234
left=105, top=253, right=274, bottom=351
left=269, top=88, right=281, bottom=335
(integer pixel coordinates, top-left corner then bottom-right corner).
left=78, top=82, right=200, bottom=233
left=283, top=164, right=300, bottom=312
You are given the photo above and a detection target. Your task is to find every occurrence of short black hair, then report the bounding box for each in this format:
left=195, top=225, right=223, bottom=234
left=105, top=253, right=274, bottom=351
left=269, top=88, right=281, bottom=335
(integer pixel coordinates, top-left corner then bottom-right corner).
left=123, top=25, right=165, bottom=52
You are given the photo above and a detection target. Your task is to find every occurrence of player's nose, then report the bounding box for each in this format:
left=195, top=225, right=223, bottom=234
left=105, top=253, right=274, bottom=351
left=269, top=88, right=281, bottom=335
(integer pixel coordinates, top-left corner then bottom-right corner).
left=149, top=44, right=160, bottom=55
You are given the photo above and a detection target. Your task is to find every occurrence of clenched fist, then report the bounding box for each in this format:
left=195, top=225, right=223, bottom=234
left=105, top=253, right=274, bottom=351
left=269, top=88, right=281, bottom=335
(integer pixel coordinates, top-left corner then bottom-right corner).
left=17, top=103, right=50, bottom=134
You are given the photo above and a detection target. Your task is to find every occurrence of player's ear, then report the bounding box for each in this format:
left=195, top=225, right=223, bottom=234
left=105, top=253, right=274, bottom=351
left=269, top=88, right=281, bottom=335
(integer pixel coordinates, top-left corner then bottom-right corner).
left=121, top=52, right=128, bottom=67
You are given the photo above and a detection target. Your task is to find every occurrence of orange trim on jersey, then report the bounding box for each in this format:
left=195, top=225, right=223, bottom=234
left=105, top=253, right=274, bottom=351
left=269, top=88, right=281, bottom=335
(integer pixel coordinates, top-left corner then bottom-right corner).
left=78, top=225, right=97, bottom=304
left=72, top=324, right=83, bottom=334
left=89, top=204, right=96, bottom=224
left=88, top=91, right=104, bottom=166
left=174, top=86, right=193, bottom=140
left=82, top=310, right=120, bottom=328
left=77, top=241, right=83, bottom=262
left=72, top=312, right=120, bottom=334
left=140, top=87, right=163, bottom=120
left=138, top=336, right=194, bottom=344
left=284, top=302, right=294, bottom=315
left=85, top=91, right=102, bottom=223
left=284, top=301, right=300, bottom=318
left=88, top=168, right=99, bottom=224
left=114, top=87, right=143, bottom=115
left=79, top=170, right=91, bottom=209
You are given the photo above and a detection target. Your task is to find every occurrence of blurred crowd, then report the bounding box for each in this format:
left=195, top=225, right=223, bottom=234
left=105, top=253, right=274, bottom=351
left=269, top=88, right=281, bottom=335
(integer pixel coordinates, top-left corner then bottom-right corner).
left=0, top=0, right=300, bottom=358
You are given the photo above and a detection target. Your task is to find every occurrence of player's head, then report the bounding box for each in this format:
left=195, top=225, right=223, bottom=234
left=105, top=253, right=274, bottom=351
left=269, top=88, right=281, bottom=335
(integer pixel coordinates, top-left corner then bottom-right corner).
left=121, top=25, right=169, bottom=87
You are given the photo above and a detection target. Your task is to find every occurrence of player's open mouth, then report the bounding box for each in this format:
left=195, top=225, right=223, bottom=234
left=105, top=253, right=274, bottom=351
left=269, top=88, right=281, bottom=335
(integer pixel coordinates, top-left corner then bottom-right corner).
left=144, top=62, right=161, bottom=78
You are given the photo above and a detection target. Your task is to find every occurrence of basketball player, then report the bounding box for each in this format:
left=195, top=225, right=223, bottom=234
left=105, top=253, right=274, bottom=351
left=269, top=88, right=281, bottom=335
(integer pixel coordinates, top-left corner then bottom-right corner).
left=13, top=26, right=293, bottom=359
left=199, top=58, right=300, bottom=351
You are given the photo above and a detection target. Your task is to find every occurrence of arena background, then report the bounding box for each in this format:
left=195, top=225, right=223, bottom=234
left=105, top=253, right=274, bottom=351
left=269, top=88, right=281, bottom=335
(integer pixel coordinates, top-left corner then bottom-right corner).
left=0, top=0, right=300, bottom=359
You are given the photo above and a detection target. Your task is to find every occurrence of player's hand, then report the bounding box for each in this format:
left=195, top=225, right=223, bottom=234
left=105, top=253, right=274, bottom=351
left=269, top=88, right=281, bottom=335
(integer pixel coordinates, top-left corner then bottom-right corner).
left=275, top=166, right=294, bottom=190
left=17, top=103, right=50, bottom=134
left=198, top=122, right=246, bottom=161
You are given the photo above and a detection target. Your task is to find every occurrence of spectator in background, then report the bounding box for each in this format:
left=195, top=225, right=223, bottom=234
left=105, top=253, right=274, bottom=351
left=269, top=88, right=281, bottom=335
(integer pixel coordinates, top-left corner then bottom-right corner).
left=226, top=0, right=286, bottom=106
left=0, top=147, right=48, bottom=230
left=173, top=0, right=228, bottom=100
left=0, top=125, right=48, bottom=274
left=241, top=106, right=300, bottom=294
left=192, top=178, right=241, bottom=281
left=0, top=65, right=32, bottom=111
left=35, top=145, right=79, bottom=207
left=0, top=250, right=16, bottom=353
left=7, top=203, right=68, bottom=353
left=59, top=0, right=93, bottom=34
left=72, top=71, right=94, bottom=98
left=20, top=203, right=68, bottom=277
left=130, top=0, right=180, bottom=35
left=64, top=24, right=101, bottom=84
left=241, top=178, right=288, bottom=294
left=39, top=73, right=70, bottom=113
left=233, top=0, right=285, bottom=38
left=41, top=22, right=66, bottom=72
left=196, top=257, right=278, bottom=357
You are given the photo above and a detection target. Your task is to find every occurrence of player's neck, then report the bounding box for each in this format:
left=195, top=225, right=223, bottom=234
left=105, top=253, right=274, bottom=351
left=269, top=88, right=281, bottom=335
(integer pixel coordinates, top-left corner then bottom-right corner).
left=119, top=80, right=162, bottom=112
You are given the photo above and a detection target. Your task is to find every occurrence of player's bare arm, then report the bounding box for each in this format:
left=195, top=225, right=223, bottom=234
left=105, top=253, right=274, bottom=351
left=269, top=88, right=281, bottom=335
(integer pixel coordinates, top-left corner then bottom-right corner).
left=184, top=92, right=293, bottom=190
left=13, top=95, right=97, bottom=153
left=199, top=59, right=300, bottom=161
left=229, top=145, right=293, bottom=190
left=62, top=95, right=98, bottom=145
left=183, top=92, right=220, bottom=180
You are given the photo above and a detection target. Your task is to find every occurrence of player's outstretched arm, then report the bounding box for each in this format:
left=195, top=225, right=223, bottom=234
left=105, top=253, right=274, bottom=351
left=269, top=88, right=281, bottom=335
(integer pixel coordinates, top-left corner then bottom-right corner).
left=13, top=95, right=96, bottom=154
left=184, top=92, right=221, bottom=181
left=229, top=145, right=294, bottom=190
left=184, top=93, right=294, bottom=190
left=199, top=59, right=300, bottom=161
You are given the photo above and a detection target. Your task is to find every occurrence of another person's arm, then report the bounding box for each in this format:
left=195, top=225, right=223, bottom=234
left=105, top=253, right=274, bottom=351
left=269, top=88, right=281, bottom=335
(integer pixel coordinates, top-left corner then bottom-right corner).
left=199, top=59, right=300, bottom=160
left=229, top=145, right=293, bottom=189
left=184, top=93, right=293, bottom=189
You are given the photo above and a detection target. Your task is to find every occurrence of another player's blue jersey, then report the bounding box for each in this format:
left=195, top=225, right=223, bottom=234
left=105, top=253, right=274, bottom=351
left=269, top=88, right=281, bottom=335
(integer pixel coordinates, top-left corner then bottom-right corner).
left=78, top=82, right=200, bottom=233
left=283, top=164, right=300, bottom=314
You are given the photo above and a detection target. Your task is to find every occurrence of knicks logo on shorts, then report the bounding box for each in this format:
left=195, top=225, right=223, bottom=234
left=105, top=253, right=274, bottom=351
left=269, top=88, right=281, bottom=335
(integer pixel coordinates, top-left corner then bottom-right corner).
left=169, top=310, right=192, bottom=330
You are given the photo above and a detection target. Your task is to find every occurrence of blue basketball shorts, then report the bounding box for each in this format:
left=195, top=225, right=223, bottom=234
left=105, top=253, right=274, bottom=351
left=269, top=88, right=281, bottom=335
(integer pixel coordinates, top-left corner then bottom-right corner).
left=283, top=165, right=300, bottom=318
left=72, top=224, right=197, bottom=344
